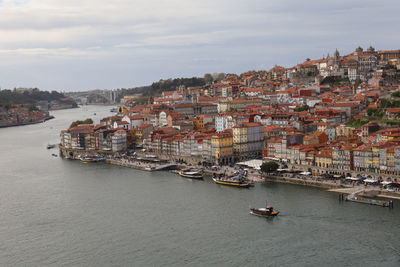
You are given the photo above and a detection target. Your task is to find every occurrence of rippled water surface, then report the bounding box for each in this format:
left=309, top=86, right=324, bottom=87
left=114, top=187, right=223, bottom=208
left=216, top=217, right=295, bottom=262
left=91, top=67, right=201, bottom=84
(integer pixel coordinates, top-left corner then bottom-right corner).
left=1, top=106, right=399, bottom=266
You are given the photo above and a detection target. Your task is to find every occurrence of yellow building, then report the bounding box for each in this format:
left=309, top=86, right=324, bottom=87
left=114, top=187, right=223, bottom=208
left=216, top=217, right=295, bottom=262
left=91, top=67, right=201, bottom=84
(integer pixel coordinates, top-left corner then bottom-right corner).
left=315, top=150, right=332, bottom=168
left=191, top=118, right=202, bottom=130
left=84, top=131, right=97, bottom=150
left=371, top=145, right=380, bottom=171
left=211, top=131, right=233, bottom=165
left=386, top=147, right=395, bottom=174
left=117, top=106, right=129, bottom=115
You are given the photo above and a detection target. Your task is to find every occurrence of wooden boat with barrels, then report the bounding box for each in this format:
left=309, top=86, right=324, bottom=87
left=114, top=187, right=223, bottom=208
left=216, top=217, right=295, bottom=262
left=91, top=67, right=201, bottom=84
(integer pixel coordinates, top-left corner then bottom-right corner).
left=212, top=174, right=253, bottom=188
left=250, top=202, right=279, bottom=217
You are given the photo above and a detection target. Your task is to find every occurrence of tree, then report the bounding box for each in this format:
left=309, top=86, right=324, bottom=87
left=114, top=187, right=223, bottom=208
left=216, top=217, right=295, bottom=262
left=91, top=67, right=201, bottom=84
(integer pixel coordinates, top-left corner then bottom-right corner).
left=27, top=104, right=38, bottom=111
left=392, top=91, right=400, bottom=98
left=260, top=161, right=279, bottom=174
left=295, top=105, right=309, bottom=112
left=204, top=73, right=213, bottom=84
left=69, top=118, right=93, bottom=128
left=216, top=73, right=225, bottom=81
left=367, top=108, right=377, bottom=117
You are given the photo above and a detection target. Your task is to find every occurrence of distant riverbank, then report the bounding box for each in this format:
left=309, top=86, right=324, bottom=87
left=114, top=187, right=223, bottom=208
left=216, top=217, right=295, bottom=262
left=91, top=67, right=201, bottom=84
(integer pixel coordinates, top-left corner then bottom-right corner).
left=0, top=115, right=54, bottom=128
left=49, top=106, right=79, bottom=111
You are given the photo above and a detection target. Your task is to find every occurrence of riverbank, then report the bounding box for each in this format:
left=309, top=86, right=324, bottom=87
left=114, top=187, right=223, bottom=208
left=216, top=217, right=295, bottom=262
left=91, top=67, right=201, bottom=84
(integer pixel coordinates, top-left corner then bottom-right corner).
left=0, top=115, right=54, bottom=128
left=49, top=106, right=78, bottom=111
left=329, top=187, right=400, bottom=200
left=264, top=175, right=400, bottom=200
left=59, top=146, right=400, bottom=200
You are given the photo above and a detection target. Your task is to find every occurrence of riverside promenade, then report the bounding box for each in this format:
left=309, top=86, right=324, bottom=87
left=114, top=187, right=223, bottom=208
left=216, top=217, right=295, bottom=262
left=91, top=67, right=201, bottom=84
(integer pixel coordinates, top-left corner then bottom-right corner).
left=263, top=174, right=400, bottom=200
left=59, top=146, right=400, bottom=200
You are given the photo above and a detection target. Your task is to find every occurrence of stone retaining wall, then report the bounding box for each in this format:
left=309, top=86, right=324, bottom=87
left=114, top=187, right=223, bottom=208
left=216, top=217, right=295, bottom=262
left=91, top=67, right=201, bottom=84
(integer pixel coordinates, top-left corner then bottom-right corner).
left=264, top=175, right=345, bottom=189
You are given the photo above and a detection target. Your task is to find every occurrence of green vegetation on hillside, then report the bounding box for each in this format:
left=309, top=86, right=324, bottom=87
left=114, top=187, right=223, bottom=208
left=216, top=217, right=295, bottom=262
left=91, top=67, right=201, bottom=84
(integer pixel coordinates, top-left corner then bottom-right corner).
left=380, top=98, right=400, bottom=108
left=295, top=105, right=309, bottom=112
left=391, top=91, right=400, bottom=98
left=346, top=108, right=385, bottom=128
left=116, top=77, right=206, bottom=102
left=69, top=118, right=93, bottom=128
left=346, top=118, right=370, bottom=128
left=320, top=76, right=351, bottom=86
left=0, top=88, right=77, bottom=108
left=383, top=120, right=400, bottom=126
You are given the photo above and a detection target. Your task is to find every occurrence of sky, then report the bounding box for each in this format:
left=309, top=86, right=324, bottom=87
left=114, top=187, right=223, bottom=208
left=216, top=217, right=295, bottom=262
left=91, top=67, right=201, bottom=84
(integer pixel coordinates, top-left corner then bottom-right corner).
left=0, top=0, right=399, bottom=91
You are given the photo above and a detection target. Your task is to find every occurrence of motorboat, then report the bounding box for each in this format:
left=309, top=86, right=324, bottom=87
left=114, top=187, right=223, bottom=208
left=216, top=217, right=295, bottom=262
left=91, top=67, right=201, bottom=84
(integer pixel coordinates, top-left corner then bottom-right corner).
left=250, top=202, right=279, bottom=217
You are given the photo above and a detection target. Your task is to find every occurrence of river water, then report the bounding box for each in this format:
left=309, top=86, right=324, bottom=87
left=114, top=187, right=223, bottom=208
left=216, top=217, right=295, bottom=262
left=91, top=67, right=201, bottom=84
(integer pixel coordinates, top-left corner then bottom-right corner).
left=0, top=105, right=399, bottom=266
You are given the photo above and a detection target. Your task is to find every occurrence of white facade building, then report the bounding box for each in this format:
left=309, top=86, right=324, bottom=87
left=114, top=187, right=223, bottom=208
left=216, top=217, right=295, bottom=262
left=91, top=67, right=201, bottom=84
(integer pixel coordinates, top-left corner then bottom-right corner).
left=112, top=130, right=127, bottom=152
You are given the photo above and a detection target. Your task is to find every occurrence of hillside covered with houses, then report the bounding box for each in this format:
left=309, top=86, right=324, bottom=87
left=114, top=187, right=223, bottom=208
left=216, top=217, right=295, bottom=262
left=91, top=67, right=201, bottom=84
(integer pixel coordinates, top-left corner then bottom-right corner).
left=60, top=46, right=400, bottom=178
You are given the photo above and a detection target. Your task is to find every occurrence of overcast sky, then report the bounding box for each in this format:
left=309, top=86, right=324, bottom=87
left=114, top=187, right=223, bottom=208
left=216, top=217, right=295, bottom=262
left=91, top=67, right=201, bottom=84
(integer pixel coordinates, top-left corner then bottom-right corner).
left=0, top=0, right=399, bottom=91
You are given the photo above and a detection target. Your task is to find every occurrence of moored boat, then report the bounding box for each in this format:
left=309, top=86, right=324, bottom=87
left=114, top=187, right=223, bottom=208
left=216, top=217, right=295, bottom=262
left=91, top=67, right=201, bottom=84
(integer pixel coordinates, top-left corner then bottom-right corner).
left=47, top=144, right=56, bottom=149
left=250, top=202, right=279, bottom=217
left=212, top=174, right=253, bottom=188
left=178, top=170, right=203, bottom=179
left=80, top=156, right=105, bottom=163
left=80, top=157, right=96, bottom=163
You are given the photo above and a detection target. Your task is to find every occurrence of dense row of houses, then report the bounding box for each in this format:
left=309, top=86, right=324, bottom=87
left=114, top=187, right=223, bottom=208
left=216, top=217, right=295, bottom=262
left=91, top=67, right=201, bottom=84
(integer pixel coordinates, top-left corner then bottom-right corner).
left=143, top=121, right=263, bottom=165
left=60, top=46, right=400, bottom=175
left=264, top=125, right=400, bottom=175
left=0, top=107, right=50, bottom=127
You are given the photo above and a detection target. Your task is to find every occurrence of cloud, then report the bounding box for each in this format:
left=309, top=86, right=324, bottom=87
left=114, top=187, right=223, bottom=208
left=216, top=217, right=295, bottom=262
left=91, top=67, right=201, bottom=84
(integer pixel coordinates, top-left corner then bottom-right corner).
left=0, top=0, right=399, bottom=90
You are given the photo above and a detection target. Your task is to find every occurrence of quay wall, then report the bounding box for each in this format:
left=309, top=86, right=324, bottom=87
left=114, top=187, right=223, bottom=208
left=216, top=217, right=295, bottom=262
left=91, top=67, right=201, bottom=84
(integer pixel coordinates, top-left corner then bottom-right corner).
left=106, top=159, right=148, bottom=171
left=286, top=163, right=396, bottom=180
left=59, top=146, right=113, bottom=159
left=264, top=175, right=345, bottom=190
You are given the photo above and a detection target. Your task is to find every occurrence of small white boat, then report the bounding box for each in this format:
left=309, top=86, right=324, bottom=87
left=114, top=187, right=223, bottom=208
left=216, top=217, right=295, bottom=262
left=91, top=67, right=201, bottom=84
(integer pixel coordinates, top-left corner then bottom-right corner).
left=178, top=170, right=203, bottom=179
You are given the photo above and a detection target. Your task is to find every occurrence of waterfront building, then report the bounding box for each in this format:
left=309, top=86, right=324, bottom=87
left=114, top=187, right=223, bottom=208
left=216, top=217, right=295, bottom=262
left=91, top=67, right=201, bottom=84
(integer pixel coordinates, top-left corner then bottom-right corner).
left=135, top=123, right=153, bottom=147
left=353, top=144, right=373, bottom=172
left=112, top=130, right=127, bottom=152
left=286, top=145, right=301, bottom=164
left=331, top=145, right=353, bottom=171
left=265, top=138, right=282, bottom=159
left=394, top=146, right=400, bottom=175
left=97, top=129, right=115, bottom=151
left=83, top=130, right=97, bottom=151
left=233, top=125, right=248, bottom=161
left=211, top=130, right=233, bottom=165
left=201, top=136, right=212, bottom=164
left=315, top=149, right=332, bottom=169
